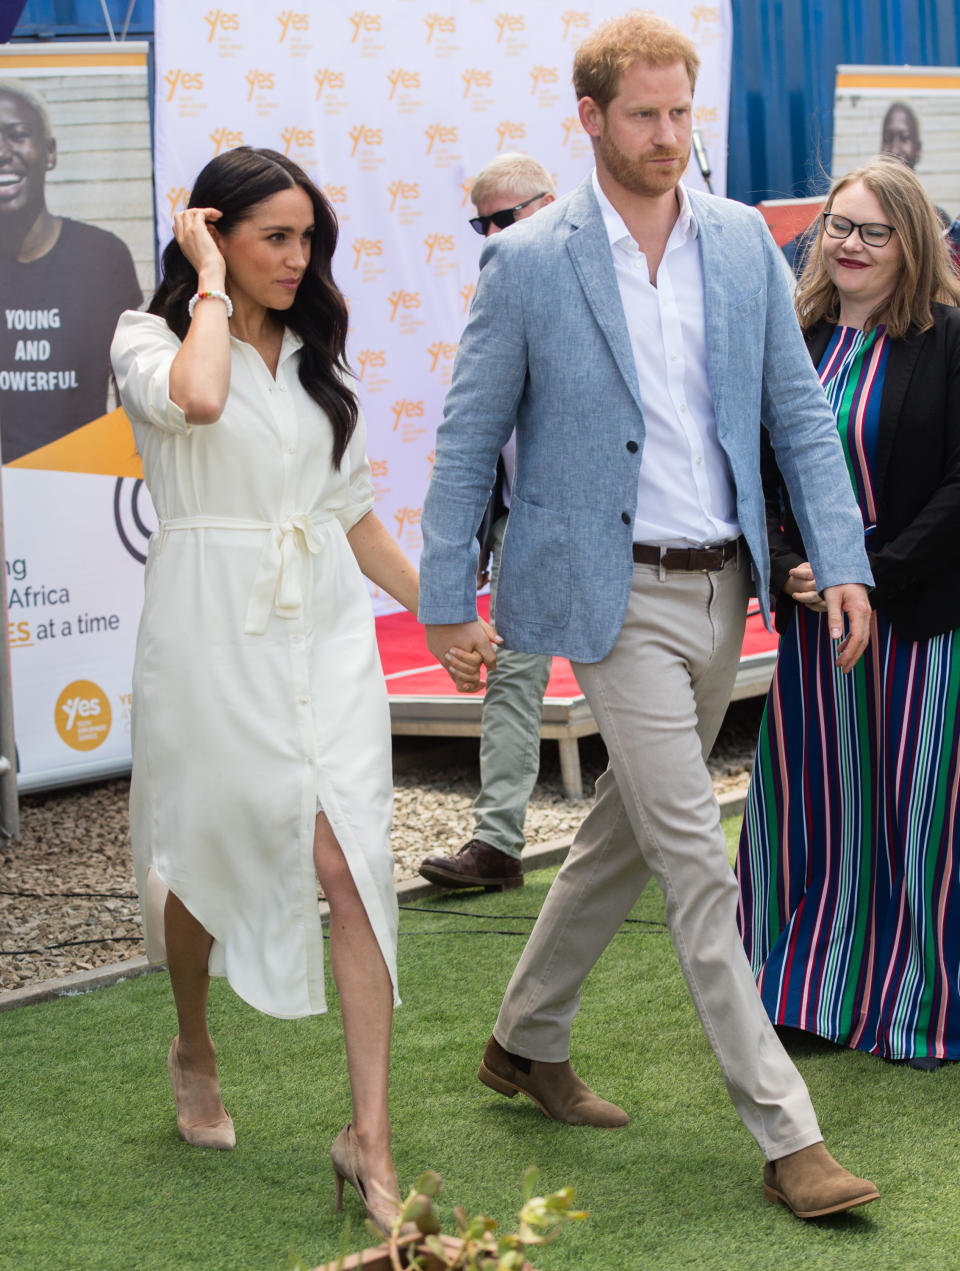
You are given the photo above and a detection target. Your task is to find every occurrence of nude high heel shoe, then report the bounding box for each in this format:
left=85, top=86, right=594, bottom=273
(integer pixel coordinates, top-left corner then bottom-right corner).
left=167, top=1039, right=236, bottom=1150
left=330, top=1123, right=408, bottom=1237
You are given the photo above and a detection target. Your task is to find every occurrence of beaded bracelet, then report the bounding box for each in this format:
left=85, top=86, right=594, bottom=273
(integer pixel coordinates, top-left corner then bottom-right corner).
left=188, top=289, right=234, bottom=319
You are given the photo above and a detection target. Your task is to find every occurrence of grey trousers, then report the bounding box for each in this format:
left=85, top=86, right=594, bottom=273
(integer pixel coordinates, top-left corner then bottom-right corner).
left=474, top=516, right=553, bottom=858
left=494, top=555, right=822, bottom=1159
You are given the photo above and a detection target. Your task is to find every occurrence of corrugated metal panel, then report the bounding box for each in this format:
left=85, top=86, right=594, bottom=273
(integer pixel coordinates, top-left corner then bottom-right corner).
left=729, top=0, right=960, bottom=203
left=11, top=0, right=152, bottom=39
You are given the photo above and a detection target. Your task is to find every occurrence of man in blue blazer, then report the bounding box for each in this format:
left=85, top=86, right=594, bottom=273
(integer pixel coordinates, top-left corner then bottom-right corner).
left=419, top=11, right=877, bottom=1219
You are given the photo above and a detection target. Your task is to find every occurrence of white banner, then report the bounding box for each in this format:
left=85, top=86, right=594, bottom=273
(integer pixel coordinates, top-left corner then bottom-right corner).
left=153, top=0, right=733, bottom=613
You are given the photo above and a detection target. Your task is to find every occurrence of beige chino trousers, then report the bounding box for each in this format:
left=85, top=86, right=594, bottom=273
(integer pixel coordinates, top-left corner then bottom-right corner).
left=493, top=555, right=822, bottom=1159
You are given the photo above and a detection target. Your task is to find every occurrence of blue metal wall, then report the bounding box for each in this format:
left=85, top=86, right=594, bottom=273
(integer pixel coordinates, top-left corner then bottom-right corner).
left=10, top=0, right=151, bottom=39
left=10, top=0, right=960, bottom=205
left=728, top=0, right=960, bottom=203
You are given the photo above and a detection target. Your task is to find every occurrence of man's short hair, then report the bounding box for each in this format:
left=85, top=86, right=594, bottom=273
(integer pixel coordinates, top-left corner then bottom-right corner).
left=0, top=79, right=54, bottom=143
left=470, top=152, right=556, bottom=207
left=572, top=9, right=700, bottom=110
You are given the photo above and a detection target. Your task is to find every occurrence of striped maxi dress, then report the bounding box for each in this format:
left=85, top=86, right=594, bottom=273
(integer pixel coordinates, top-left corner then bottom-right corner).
left=736, top=323, right=960, bottom=1062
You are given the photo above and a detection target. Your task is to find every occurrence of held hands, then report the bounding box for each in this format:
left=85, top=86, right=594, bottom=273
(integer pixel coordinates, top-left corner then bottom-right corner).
left=784, top=563, right=871, bottom=671
left=173, top=207, right=226, bottom=284
left=784, top=562, right=827, bottom=612
left=427, top=618, right=503, bottom=694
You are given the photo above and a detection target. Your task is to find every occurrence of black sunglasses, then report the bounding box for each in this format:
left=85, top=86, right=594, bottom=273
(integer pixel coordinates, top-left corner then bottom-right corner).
left=469, top=192, right=547, bottom=236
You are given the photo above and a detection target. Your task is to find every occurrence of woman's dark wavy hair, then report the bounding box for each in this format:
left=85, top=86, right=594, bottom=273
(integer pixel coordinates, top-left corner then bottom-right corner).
left=148, top=147, right=357, bottom=467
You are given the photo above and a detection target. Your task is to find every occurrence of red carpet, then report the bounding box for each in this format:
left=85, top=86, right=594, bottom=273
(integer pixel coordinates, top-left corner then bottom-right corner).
left=376, top=599, right=776, bottom=700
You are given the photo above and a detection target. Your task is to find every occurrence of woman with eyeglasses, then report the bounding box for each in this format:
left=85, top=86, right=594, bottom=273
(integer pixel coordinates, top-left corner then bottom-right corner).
left=736, top=154, right=960, bottom=1071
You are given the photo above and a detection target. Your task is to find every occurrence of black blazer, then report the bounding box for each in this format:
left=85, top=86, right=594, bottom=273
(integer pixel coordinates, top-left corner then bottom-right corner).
left=765, top=302, right=960, bottom=640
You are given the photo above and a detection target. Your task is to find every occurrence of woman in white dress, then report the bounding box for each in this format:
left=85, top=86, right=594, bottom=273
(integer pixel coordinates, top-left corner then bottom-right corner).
left=110, top=147, right=486, bottom=1232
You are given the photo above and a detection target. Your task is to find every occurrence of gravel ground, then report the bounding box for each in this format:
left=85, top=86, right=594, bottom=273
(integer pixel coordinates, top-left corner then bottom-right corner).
left=0, top=699, right=763, bottom=994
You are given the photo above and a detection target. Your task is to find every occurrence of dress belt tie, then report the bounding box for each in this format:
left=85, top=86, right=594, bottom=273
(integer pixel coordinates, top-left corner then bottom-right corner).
left=159, top=513, right=334, bottom=636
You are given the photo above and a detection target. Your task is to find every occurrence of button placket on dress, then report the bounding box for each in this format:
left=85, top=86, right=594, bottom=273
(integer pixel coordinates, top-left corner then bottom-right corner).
left=274, top=348, right=327, bottom=1013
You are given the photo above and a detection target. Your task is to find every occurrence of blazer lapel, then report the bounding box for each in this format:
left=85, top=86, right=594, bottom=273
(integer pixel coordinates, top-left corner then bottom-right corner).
left=564, top=179, right=645, bottom=416
left=875, top=325, right=922, bottom=501
left=690, top=192, right=727, bottom=429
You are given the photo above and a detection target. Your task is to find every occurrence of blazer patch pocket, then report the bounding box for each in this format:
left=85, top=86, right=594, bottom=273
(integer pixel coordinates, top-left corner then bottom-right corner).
left=499, top=496, right=571, bottom=629
left=732, top=287, right=763, bottom=315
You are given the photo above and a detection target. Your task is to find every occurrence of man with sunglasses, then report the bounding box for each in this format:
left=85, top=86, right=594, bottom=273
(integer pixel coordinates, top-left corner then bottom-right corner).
left=419, top=10, right=877, bottom=1219
left=419, top=154, right=556, bottom=894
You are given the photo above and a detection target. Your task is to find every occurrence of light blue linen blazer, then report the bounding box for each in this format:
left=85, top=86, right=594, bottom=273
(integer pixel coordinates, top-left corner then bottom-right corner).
left=418, top=176, right=872, bottom=663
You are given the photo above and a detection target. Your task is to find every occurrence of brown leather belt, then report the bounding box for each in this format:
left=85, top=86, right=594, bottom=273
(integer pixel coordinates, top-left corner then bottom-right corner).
left=632, top=539, right=740, bottom=572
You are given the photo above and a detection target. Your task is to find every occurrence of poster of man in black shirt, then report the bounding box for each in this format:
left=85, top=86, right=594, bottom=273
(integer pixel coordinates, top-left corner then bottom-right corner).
left=0, top=80, right=142, bottom=463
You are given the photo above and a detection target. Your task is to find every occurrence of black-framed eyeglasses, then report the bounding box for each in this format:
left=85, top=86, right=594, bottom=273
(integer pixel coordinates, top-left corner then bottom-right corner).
left=469, top=192, right=547, bottom=236
left=821, top=212, right=895, bottom=248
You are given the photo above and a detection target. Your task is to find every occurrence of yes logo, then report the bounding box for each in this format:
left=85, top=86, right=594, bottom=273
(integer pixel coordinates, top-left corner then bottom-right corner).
left=164, top=68, right=204, bottom=101
left=393, top=506, right=422, bottom=537
left=695, top=105, right=719, bottom=124
left=281, top=125, right=314, bottom=154
left=391, top=399, right=424, bottom=430
left=424, top=123, right=457, bottom=154
left=388, top=68, right=421, bottom=98
left=460, top=283, right=475, bottom=314
left=166, top=186, right=191, bottom=216
left=462, top=69, right=493, bottom=97
left=204, top=9, right=239, bottom=40
left=494, top=12, right=525, bottom=40
left=424, top=13, right=456, bottom=41
left=323, top=183, right=347, bottom=203
left=692, top=5, right=719, bottom=32
left=245, top=69, right=275, bottom=100
left=356, top=349, right=386, bottom=379
left=388, top=179, right=420, bottom=211
left=496, top=120, right=525, bottom=150
left=370, top=458, right=390, bottom=478
left=424, top=232, right=454, bottom=264
left=315, top=68, right=346, bottom=97
left=210, top=126, right=244, bottom=154
left=55, top=679, right=112, bottom=752
left=427, top=340, right=457, bottom=372
left=277, top=9, right=309, bottom=40
left=560, top=10, right=589, bottom=39
left=349, top=10, right=382, bottom=41
left=530, top=65, right=558, bottom=94
left=387, top=290, right=421, bottom=320
left=349, top=124, right=383, bottom=156
left=561, top=116, right=583, bottom=145
left=352, top=238, right=383, bottom=268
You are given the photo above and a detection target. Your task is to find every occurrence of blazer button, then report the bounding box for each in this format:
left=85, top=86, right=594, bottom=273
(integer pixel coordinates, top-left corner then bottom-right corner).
left=626, top=440, right=638, bottom=453
left=621, top=512, right=630, bottom=525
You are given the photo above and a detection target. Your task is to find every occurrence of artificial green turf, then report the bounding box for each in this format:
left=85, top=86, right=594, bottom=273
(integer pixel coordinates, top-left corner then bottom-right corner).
left=2, top=820, right=958, bottom=1271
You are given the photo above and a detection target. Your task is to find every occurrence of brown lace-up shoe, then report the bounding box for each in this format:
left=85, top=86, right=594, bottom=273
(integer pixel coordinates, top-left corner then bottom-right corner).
left=418, top=839, right=523, bottom=891
left=763, top=1142, right=879, bottom=1218
left=478, top=1035, right=629, bottom=1127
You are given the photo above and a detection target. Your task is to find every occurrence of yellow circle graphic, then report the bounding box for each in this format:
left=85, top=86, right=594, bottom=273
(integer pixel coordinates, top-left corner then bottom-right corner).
left=54, top=680, right=113, bottom=752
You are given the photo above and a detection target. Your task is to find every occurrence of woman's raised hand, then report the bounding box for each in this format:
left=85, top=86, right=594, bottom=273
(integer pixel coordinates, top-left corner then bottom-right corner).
left=173, top=207, right=226, bottom=283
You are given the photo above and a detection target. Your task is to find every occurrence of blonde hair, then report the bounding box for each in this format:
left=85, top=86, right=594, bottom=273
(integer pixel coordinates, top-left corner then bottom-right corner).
left=795, top=154, right=960, bottom=339
left=572, top=9, right=699, bottom=109
left=470, top=152, right=555, bottom=206
left=0, top=79, right=53, bottom=143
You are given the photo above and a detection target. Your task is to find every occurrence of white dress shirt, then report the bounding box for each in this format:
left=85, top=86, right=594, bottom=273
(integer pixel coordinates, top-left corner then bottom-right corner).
left=592, top=171, right=740, bottom=547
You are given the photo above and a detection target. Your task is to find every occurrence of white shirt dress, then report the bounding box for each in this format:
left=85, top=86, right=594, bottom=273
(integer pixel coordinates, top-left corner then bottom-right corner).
left=111, top=310, right=398, bottom=1019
